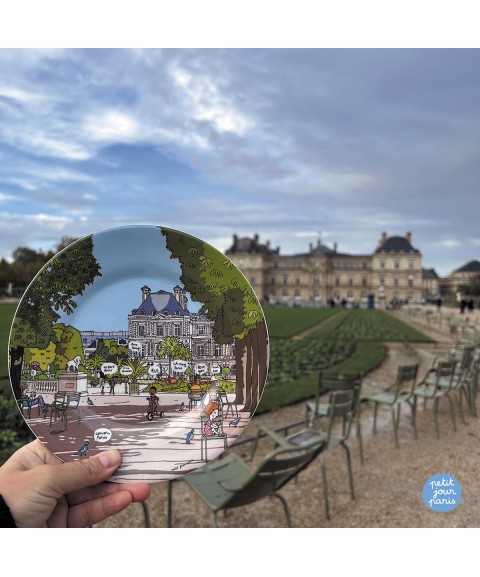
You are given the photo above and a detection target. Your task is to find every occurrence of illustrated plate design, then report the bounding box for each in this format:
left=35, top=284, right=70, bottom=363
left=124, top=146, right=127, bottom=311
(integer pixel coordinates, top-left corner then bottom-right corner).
left=9, top=225, right=269, bottom=483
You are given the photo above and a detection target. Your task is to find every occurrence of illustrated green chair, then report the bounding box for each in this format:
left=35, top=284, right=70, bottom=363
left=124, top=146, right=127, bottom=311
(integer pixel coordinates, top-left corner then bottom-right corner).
left=361, top=364, right=419, bottom=448
left=412, top=358, right=457, bottom=439
left=305, top=371, right=364, bottom=464
left=166, top=431, right=326, bottom=528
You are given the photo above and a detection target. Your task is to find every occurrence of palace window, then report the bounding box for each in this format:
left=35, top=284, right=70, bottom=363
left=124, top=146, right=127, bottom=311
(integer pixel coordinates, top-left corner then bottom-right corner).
left=214, top=344, right=222, bottom=356
left=197, top=344, right=204, bottom=356
left=197, top=325, right=206, bottom=336
left=138, top=325, right=145, bottom=337
left=174, top=324, right=181, bottom=337
left=156, top=325, right=164, bottom=337
left=313, top=275, right=320, bottom=285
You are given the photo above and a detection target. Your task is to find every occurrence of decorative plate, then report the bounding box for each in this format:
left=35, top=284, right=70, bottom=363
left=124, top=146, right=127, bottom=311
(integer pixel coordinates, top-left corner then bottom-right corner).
left=9, top=225, right=269, bottom=483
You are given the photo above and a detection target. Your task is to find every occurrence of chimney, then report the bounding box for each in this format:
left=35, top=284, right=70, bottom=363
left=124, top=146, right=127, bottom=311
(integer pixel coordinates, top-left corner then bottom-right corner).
left=379, top=231, right=388, bottom=247
left=233, top=234, right=238, bottom=249
left=141, top=285, right=151, bottom=302
left=406, top=231, right=412, bottom=244
left=173, top=285, right=182, bottom=304
left=333, top=242, right=338, bottom=253
left=182, top=289, right=188, bottom=310
left=253, top=233, right=259, bottom=245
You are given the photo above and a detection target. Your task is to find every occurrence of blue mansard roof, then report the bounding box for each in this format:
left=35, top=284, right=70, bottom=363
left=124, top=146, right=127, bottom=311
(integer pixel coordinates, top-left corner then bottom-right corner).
left=131, top=290, right=191, bottom=317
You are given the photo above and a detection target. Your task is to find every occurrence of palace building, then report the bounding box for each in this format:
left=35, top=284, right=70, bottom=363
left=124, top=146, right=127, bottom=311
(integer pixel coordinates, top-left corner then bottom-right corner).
left=127, top=285, right=235, bottom=374
left=226, top=232, right=424, bottom=307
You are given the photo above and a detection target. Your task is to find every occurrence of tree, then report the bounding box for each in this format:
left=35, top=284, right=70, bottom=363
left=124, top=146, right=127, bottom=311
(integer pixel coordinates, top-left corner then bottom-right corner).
left=9, top=235, right=101, bottom=399
left=85, top=352, right=107, bottom=383
left=156, top=336, right=191, bottom=379
left=125, top=358, right=148, bottom=384
left=161, top=227, right=268, bottom=413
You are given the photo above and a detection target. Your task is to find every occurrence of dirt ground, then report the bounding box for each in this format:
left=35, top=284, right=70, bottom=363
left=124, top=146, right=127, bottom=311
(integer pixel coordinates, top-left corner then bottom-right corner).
left=95, top=306, right=480, bottom=528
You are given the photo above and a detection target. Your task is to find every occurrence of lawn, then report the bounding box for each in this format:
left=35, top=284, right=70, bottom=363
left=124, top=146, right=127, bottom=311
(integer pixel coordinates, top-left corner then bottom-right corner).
left=255, top=307, right=432, bottom=414
left=262, top=306, right=339, bottom=338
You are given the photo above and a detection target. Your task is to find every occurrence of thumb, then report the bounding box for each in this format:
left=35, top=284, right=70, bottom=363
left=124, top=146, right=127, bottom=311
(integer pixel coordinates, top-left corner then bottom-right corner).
left=49, top=450, right=122, bottom=496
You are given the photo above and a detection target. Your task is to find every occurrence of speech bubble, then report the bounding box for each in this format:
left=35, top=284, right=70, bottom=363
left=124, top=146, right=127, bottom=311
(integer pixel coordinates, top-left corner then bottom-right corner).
left=94, top=428, right=112, bottom=443
left=195, top=363, right=208, bottom=376
left=148, top=364, right=162, bottom=377
left=211, top=364, right=221, bottom=375
left=128, top=341, right=142, bottom=352
left=120, top=365, right=133, bottom=376
left=101, top=362, right=118, bottom=375
left=172, top=359, right=188, bottom=373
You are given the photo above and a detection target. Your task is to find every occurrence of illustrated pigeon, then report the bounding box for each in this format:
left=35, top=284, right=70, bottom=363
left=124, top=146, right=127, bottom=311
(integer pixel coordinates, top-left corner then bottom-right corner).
left=87, top=397, right=94, bottom=405
left=178, top=402, right=185, bottom=412
left=229, top=417, right=241, bottom=427
left=73, top=440, right=89, bottom=456
left=185, top=429, right=195, bottom=444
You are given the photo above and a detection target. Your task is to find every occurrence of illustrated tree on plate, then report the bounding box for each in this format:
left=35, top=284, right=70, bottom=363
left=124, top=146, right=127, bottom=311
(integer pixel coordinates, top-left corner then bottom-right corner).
left=9, top=235, right=102, bottom=400
left=156, top=336, right=192, bottom=379
left=161, top=227, right=268, bottom=413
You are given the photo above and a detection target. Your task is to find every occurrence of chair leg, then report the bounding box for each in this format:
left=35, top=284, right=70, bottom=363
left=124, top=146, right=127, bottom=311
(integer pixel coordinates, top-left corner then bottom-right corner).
left=211, top=510, right=219, bottom=528
left=319, top=454, right=330, bottom=520
left=342, top=442, right=355, bottom=501
left=391, top=405, right=399, bottom=448
left=373, top=402, right=378, bottom=434
left=433, top=398, right=440, bottom=439
left=167, top=480, right=173, bottom=527
left=408, top=399, right=418, bottom=440
left=140, top=501, right=151, bottom=528
left=271, top=493, right=293, bottom=528
left=445, top=394, right=457, bottom=432
left=356, top=411, right=364, bottom=465
left=412, top=396, right=418, bottom=440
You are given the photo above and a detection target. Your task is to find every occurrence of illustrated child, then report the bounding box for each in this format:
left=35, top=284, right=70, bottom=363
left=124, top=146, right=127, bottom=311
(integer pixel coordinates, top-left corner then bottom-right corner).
left=203, top=402, right=220, bottom=437
left=148, top=386, right=160, bottom=415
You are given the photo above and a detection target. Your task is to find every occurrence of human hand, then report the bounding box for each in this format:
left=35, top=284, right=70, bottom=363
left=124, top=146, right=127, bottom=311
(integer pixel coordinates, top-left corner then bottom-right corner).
left=0, top=440, right=150, bottom=528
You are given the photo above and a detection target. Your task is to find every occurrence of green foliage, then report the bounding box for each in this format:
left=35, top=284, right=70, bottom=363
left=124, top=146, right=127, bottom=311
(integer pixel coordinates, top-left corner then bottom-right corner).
left=0, top=378, right=34, bottom=464
left=0, top=303, right=16, bottom=375
left=263, top=307, right=339, bottom=338
left=307, top=309, right=433, bottom=342
left=161, top=227, right=264, bottom=341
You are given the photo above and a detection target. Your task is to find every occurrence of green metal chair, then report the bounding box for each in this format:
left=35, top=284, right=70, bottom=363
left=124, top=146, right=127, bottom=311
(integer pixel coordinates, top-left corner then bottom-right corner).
left=265, top=387, right=359, bottom=520
left=305, top=371, right=364, bottom=464
left=166, top=431, right=326, bottom=528
left=412, top=358, right=457, bottom=439
left=361, top=364, right=419, bottom=447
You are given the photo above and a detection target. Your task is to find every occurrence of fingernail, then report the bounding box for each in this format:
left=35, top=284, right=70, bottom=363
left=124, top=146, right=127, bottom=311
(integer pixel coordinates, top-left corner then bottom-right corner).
left=98, top=450, right=121, bottom=468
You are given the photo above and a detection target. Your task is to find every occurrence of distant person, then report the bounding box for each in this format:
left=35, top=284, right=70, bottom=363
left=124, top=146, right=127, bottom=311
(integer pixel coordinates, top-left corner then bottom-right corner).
left=467, top=298, right=474, bottom=312
left=436, top=297, right=442, bottom=313
left=460, top=298, right=467, bottom=314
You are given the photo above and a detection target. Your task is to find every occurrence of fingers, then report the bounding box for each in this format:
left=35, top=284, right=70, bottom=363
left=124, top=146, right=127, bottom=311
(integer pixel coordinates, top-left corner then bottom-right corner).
left=67, top=490, right=137, bottom=528
left=67, top=480, right=151, bottom=507
left=45, top=450, right=123, bottom=498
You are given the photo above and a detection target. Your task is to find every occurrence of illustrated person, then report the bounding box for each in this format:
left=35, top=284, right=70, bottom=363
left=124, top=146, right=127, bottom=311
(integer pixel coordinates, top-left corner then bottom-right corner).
left=109, top=377, right=116, bottom=395
left=0, top=440, right=150, bottom=528
left=203, top=402, right=220, bottom=437
left=148, top=386, right=160, bottom=415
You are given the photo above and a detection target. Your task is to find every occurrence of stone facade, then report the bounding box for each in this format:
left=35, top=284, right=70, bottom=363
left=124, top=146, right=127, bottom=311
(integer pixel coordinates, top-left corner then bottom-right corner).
left=226, top=231, right=424, bottom=306
left=127, top=285, right=235, bottom=375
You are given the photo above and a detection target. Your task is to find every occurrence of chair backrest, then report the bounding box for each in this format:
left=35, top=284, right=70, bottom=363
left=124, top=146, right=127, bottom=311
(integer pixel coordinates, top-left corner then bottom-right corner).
left=432, top=358, right=457, bottom=390
left=391, top=364, right=419, bottom=399
left=315, top=371, right=363, bottom=409
left=224, top=439, right=325, bottom=509
left=324, top=388, right=358, bottom=442
left=66, top=393, right=81, bottom=408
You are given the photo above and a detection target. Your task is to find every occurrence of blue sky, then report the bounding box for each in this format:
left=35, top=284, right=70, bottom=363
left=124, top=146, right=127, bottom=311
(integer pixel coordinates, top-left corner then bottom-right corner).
left=57, top=226, right=201, bottom=331
left=1, top=48, right=480, bottom=276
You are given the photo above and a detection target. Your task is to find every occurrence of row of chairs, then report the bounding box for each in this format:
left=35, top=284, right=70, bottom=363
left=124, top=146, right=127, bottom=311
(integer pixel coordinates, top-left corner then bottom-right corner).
left=167, top=341, right=480, bottom=527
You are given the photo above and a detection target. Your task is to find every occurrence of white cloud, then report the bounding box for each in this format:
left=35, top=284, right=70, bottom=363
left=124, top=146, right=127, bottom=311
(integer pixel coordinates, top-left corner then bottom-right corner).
left=84, top=110, right=139, bottom=142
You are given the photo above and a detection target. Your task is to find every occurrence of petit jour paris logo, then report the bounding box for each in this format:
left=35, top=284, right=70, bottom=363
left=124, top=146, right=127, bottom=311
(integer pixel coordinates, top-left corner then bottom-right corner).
left=422, top=474, right=462, bottom=512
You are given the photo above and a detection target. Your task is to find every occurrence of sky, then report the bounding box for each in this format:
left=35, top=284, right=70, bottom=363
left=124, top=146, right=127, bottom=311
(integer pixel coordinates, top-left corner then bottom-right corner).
left=1, top=47, right=480, bottom=277
left=57, top=225, right=201, bottom=331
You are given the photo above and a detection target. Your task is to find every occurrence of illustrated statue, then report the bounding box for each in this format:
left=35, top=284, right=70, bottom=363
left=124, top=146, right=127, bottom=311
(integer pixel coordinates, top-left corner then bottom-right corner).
left=66, top=355, right=82, bottom=372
